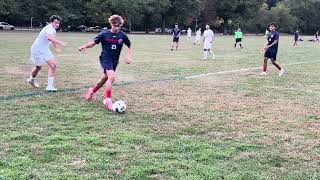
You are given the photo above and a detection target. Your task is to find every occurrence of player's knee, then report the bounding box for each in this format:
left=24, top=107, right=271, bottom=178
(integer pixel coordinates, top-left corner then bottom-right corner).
left=106, top=71, right=115, bottom=80
left=48, top=61, right=57, bottom=69
left=36, top=66, right=42, bottom=70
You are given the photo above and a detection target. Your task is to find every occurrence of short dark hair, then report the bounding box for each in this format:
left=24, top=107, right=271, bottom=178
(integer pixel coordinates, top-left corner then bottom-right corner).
left=269, top=22, right=277, bottom=27
left=49, top=15, right=62, bottom=23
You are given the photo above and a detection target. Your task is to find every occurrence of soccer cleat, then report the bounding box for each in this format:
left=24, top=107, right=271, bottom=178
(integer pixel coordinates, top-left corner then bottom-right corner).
left=27, top=77, right=40, bottom=88
left=85, top=88, right=94, bottom=101
left=259, top=72, right=267, bottom=76
left=278, top=68, right=285, bottom=76
left=103, top=98, right=114, bottom=111
left=46, top=86, right=57, bottom=92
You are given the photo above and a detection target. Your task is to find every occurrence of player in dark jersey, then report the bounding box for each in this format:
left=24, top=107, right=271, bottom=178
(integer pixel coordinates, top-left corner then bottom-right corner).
left=78, top=15, right=133, bottom=111
left=260, top=22, right=285, bottom=77
left=293, top=30, right=299, bottom=47
left=171, top=23, right=181, bottom=50
left=315, top=31, right=319, bottom=42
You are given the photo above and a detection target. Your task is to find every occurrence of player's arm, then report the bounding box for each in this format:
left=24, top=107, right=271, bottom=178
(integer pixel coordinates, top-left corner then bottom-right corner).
left=124, top=36, right=133, bottom=64
left=78, top=41, right=96, bottom=52
left=265, top=39, right=278, bottom=50
left=126, top=47, right=133, bottom=64
left=52, top=42, right=61, bottom=53
left=202, top=34, right=205, bottom=44
left=47, top=34, right=67, bottom=46
left=177, top=31, right=181, bottom=38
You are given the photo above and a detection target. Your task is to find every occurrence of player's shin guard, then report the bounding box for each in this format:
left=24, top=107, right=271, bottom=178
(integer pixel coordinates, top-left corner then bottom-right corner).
left=105, top=89, right=112, bottom=99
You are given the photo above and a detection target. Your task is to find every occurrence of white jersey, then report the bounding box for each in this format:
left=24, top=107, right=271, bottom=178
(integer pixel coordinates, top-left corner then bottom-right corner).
left=204, top=29, right=214, bottom=43
left=31, top=24, right=56, bottom=52
left=187, top=29, right=192, bottom=37
left=195, top=30, right=201, bottom=40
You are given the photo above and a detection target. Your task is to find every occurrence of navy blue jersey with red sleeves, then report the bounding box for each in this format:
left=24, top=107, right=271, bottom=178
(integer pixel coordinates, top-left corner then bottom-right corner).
left=94, top=29, right=131, bottom=62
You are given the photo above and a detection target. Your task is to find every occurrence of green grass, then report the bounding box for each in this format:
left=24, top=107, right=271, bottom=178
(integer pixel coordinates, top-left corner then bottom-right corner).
left=1, top=31, right=320, bottom=179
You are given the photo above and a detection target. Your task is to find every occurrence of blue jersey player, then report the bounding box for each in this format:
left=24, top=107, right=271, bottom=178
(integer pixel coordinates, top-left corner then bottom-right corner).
left=78, top=15, right=133, bottom=111
left=293, top=30, right=299, bottom=47
left=171, top=23, right=181, bottom=50
left=260, top=22, right=285, bottom=77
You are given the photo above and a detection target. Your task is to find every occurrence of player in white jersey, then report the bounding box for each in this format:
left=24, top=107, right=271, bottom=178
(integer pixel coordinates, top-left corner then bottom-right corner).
left=187, top=27, right=192, bottom=41
left=203, top=24, right=215, bottom=60
left=194, top=28, right=201, bottom=46
left=27, top=15, right=67, bottom=92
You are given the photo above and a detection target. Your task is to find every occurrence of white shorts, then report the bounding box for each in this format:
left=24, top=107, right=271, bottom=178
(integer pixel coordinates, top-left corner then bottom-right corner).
left=31, top=50, right=54, bottom=66
left=204, top=41, right=212, bottom=49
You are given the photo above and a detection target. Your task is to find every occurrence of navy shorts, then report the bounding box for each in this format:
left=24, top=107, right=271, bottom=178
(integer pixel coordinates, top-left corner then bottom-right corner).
left=100, top=58, right=118, bottom=72
left=264, top=49, right=278, bottom=60
left=173, top=37, right=179, bottom=42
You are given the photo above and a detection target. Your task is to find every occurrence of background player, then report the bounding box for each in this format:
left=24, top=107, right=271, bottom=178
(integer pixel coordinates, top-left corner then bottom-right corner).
left=171, top=23, right=181, bottom=50
left=260, top=22, right=285, bottom=76
left=187, top=27, right=192, bottom=41
left=234, top=28, right=243, bottom=48
left=194, top=28, right=201, bottom=46
left=203, top=24, right=215, bottom=60
left=293, top=30, right=299, bottom=47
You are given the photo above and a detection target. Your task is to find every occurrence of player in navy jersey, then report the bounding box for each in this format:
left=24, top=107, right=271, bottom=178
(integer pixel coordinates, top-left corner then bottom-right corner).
left=171, top=23, right=181, bottom=50
left=78, top=15, right=133, bottom=111
left=293, top=30, right=299, bottom=47
left=260, top=22, right=285, bottom=77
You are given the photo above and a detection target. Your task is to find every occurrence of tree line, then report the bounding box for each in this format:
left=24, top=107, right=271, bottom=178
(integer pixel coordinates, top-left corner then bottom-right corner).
left=0, top=0, right=319, bottom=34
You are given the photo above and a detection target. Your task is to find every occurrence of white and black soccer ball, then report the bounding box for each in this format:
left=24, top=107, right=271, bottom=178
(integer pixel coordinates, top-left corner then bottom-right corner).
left=112, top=100, right=127, bottom=113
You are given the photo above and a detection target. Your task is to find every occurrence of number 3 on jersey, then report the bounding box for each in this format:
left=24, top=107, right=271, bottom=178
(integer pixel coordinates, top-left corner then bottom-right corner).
left=111, top=44, right=117, bottom=50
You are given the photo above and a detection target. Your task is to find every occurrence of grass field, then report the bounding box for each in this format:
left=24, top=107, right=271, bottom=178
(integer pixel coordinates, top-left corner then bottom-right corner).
left=1, top=31, right=320, bottom=179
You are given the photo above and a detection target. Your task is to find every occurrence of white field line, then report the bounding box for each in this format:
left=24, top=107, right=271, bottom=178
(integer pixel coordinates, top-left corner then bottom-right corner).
left=185, top=60, right=320, bottom=79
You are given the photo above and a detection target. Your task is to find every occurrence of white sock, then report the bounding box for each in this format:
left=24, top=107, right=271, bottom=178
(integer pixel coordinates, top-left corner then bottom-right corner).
left=203, top=51, right=208, bottom=59
left=210, top=50, right=215, bottom=58
left=47, top=76, right=54, bottom=87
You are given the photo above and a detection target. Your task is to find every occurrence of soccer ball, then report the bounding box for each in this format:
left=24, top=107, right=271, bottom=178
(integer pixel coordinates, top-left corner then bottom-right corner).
left=112, top=100, right=127, bottom=113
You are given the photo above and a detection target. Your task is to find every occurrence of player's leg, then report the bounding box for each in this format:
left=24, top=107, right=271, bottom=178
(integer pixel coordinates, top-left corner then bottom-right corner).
left=85, top=75, right=108, bottom=101
left=203, top=49, right=208, bottom=60
left=103, top=70, right=116, bottom=110
left=176, top=42, right=179, bottom=50
left=28, top=66, right=41, bottom=88
left=234, top=39, right=237, bottom=48
left=28, top=51, right=46, bottom=88
left=260, top=57, right=268, bottom=76
left=209, top=48, right=215, bottom=60
left=271, top=59, right=284, bottom=76
left=31, top=66, right=42, bottom=77
left=171, top=39, right=175, bottom=50
left=46, top=58, right=57, bottom=91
